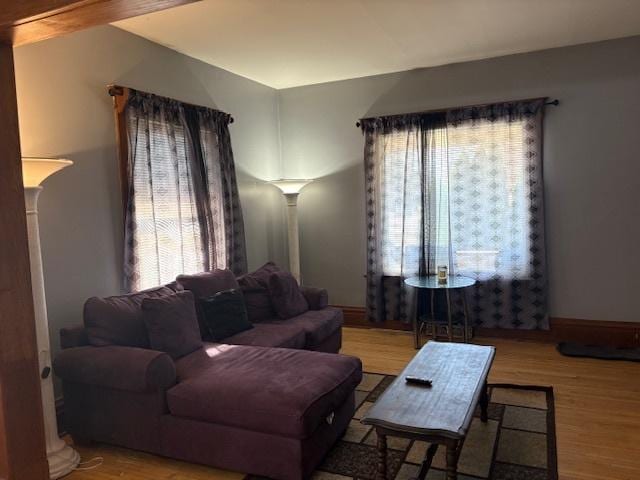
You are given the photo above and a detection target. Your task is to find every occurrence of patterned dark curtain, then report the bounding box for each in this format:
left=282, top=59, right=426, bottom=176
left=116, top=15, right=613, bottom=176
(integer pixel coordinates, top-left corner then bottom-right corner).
left=362, top=99, right=548, bottom=330
left=123, top=90, right=246, bottom=291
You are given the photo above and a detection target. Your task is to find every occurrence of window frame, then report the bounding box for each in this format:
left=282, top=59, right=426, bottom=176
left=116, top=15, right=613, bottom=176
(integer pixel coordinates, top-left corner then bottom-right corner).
left=109, top=84, right=131, bottom=218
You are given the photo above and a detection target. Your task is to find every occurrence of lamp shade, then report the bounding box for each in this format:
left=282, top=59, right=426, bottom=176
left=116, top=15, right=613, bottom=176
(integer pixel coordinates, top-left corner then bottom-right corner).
left=269, top=179, right=313, bottom=194
left=22, top=157, right=73, bottom=188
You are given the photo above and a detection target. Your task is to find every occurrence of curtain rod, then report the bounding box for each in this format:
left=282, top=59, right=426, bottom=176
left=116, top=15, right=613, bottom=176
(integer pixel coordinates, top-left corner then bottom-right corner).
left=355, top=97, right=559, bottom=128
left=107, top=84, right=234, bottom=124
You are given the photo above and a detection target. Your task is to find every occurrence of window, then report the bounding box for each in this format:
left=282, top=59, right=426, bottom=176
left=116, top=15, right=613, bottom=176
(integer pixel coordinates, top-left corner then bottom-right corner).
left=112, top=87, right=246, bottom=292
left=363, top=99, right=547, bottom=328
left=128, top=114, right=210, bottom=290
left=381, top=117, right=532, bottom=280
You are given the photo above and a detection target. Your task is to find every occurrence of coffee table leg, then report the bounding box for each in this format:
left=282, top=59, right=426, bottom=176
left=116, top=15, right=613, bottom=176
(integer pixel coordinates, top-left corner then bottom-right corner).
left=446, top=440, right=458, bottom=480
left=480, top=380, right=489, bottom=423
left=376, top=431, right=387, bottom=480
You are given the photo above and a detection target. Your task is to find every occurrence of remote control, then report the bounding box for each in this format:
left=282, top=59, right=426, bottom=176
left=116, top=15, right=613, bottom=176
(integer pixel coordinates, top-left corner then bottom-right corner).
left=405, top=376, right=433, bottom=387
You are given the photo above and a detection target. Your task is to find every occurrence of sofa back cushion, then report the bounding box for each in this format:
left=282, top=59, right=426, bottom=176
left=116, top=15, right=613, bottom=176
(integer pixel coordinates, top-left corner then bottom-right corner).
left=240, top=290, right=275, bottom=323
left=84, top=285, right=175, bottom=347
left=237, top=262, right=280, bottom=322
left=268, top=271, right=309, bottom=319
left=60, top=325, right=90, bottom=349
left=199, top=289, right=253, bottom=341
left=142, top=290, right=202, bottom=359
left=176, top=269, right=239, bottom=299
left=237, top=262, right=279, bottom=290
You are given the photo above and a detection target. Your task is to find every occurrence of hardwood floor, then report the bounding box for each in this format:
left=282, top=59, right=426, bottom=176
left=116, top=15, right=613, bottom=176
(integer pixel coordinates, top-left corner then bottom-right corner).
left=66, top=327, right=640, bottom=480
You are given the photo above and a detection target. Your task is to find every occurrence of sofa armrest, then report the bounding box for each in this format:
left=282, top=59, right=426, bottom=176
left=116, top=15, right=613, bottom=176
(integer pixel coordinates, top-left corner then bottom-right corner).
left=300, top=286, right=329, bottom=310
left=54, top=346, right=176, bottom=393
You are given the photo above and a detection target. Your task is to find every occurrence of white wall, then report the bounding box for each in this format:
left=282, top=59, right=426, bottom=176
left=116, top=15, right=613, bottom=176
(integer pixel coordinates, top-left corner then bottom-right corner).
left=14, top=25, right=287, bottom=365
left=278, top=36, right=640, bottom=322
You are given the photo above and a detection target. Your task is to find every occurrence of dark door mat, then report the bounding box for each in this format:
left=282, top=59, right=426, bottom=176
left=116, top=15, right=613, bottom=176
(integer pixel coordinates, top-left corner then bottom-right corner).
left=557, top=342, right=640, bottom=362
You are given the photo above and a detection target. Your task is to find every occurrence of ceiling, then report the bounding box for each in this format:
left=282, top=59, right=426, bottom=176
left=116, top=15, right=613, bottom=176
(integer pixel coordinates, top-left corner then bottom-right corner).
left=114, top=0, right=640, bottom=89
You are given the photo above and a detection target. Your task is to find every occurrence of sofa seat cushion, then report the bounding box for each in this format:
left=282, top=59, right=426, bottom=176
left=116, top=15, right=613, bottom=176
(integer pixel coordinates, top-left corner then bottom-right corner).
left=265, top=307, right=343, bottom=348
left=168, top=345, right=362, bottom=438
left=221, top=322, right=306, bottom=349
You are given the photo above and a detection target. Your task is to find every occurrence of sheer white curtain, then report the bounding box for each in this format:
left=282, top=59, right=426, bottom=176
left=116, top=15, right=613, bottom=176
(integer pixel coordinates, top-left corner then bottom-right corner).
left=126, top=101, right=206, bottom=291
left=447, top=118, right=531, bottom=280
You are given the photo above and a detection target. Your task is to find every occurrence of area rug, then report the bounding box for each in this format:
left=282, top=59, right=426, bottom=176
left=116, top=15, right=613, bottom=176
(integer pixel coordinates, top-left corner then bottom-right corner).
left=291, top=373, right=557, bottom=480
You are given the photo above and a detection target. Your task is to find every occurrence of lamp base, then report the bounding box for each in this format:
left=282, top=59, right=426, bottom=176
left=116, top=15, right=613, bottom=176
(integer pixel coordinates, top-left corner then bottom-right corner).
left=48, top=442, right=80, bottom=479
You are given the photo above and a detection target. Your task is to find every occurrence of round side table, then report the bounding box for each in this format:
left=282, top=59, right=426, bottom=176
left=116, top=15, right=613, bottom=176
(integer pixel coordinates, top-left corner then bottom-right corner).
left=404, top=275, right=476, bottom=348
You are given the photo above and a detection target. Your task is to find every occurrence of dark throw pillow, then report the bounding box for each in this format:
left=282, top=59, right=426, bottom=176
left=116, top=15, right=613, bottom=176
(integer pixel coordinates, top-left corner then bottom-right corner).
left=142, top=290, right=202, bottom=359
left=176, top=269, right=240, bottom=299
left=199, top=289, right=253, bottom=341
left=267, top=271, right=309, bottom=319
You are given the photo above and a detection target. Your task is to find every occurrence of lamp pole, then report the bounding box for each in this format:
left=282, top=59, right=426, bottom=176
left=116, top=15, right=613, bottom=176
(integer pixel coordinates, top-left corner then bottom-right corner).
left=283, top=192, right=301, bottom=281
left=22, top=158, right=80, bottom=479
left=269, top=179, right=313, bottom=283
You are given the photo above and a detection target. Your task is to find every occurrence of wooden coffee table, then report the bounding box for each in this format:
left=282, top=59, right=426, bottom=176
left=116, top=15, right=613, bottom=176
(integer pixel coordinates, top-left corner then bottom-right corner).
left=361, top=341, right=495, bottom=480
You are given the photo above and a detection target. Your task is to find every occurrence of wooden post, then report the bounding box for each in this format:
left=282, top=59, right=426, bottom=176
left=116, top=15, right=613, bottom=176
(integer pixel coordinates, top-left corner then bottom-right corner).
left=0, top=3, right=201, bottom=479
left=0, top=43, right=49, bottom=480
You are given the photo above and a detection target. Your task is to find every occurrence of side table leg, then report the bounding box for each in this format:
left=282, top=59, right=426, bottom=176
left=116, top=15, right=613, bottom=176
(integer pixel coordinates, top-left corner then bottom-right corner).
left=413, top=311, right=420, bottom=349
left=430, top=289, right=435, bottom=321
left=462, top=289, right=470, bottom=343
left=445, top=289, right=453, bottom=342
left=480, top=380, right=489, bottom=423
left=446, top=440, right=458, bottom=480
left=377, top=431, right=387, bottom=480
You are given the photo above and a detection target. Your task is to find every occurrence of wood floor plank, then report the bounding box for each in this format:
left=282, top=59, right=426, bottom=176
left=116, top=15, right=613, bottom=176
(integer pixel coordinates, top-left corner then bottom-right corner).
left=65, top=327, right=640, bottom=480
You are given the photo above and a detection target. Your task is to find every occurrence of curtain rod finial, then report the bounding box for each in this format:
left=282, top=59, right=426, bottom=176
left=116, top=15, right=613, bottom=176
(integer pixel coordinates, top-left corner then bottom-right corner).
left=108, top=84, right=124, bottom=97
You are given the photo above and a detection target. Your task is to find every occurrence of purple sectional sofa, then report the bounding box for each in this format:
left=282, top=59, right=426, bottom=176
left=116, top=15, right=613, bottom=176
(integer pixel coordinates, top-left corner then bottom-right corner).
left=54, top=272, right=362, bottom=480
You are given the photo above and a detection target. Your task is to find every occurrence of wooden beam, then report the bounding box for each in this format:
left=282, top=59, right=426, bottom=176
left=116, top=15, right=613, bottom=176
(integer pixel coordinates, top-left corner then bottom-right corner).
left=0, top=1, right=93, bottom=27
left=1, top=0, right=200, bottom=47
left=0, top=43, right=49, bottom=480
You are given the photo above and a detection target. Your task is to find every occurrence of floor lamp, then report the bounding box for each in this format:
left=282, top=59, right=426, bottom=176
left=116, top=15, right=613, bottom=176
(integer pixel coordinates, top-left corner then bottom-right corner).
left=270, top=179, right=313, bottom=282
left=22, top=158, right=80, bottom=479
